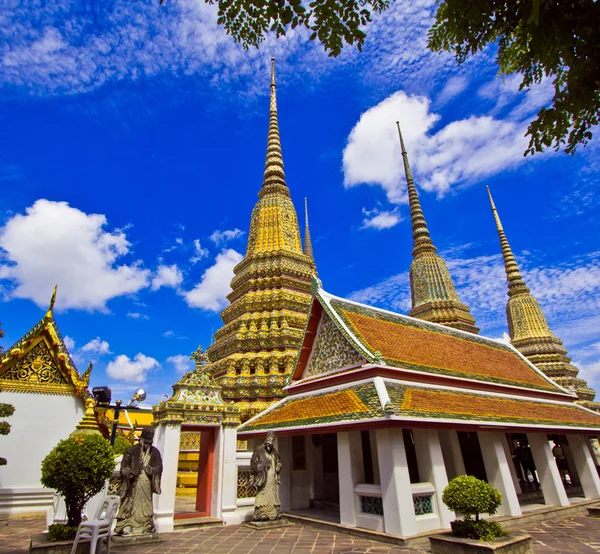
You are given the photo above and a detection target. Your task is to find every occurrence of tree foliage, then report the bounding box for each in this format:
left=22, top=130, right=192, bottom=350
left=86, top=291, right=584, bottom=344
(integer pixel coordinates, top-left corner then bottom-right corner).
left=428, top=0, right=600, bottom=156
left=161, top=0, right=389, bottom=57
left=442, top=475, right=502, bottom=521
left=0, top=324, right=14, bottom=466
left=41, top=434, right=116, bottom=527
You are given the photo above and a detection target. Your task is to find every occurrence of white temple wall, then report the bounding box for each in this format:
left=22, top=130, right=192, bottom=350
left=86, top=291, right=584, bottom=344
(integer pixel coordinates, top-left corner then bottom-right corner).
left=0, top=391, right=84, bottom=517
left=438, top=430, right=465, bottom=480
left=527, top=433, right=569, bottom=507
left=567, top=434, right=600, bottom=499
left=153, top=423, right=182, bottom=533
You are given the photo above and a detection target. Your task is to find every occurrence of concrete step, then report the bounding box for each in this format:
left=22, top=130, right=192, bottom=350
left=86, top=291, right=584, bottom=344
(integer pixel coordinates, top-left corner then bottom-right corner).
left=174, top=516, right=223, bottom=530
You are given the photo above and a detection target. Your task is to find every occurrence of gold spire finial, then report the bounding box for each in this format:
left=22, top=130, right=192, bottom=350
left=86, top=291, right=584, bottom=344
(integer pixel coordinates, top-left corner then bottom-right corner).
left=487, top=187, right=599, bottom=410
left=486, top=186, right=529, bottom=297
left=45, top=285, right=57, bottom=319
left=396, top=121, right=436, bottom=257
left=262, top=57, right=287, bottom=191
left=396, top=121, right=478, bottom=334
left=304, top=197, right=315, bottom=266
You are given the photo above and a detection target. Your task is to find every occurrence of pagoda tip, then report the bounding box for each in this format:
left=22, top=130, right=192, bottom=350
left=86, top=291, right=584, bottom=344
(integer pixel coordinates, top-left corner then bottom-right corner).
left=46, top=285, right=57, bottom=318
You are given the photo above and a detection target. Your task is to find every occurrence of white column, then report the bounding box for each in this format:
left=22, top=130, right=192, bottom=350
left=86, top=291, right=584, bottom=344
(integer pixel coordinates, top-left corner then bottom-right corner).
left=278, top=436, right=292, bottom=512
left=479, top=432, right=522, bottom=517
left=528, top=433, right=569, bottom=507
left=376, top=428, right=417, bottom=537
left=568, top=435, right=600, bottom=499
left=153, top=423, right=182, bottom=533
left=438, top=430, right=466, bottom=481
left=338, top=431, right=364, bottom=527
left=220, top=426, right=240, bottom=525
left=501, top=435, right=522, bottom=494
left=413, top=429, right=454, bottom=528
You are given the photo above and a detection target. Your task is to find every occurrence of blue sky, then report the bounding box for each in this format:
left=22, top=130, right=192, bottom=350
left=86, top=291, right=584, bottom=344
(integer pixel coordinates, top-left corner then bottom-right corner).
left=1, top=0, right=599, bottom=406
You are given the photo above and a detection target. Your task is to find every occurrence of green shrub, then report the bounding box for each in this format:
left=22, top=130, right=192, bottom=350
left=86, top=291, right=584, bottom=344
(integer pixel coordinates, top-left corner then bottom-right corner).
left=41, top=434, right=116, bottom=528
left=112, top=435, right=132, bottom=457
left=451, top=519, right=505, bottom=541
left=443, top=475, right=502, bottom=521
left=48, top=523, right=78, bottom=542
left=0, top=402, right=15, bottom=466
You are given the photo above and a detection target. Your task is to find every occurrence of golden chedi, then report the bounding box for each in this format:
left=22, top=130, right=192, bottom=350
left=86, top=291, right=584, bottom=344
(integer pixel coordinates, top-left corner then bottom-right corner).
left=486, top=187, right=599, bottom=410
left=396, top=122, right=479, bottom=335
left=205, top=59, right=316, bottom=420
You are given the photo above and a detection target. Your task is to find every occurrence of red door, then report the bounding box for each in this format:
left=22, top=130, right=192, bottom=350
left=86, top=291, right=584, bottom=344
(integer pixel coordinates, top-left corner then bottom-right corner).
left=195, top=427, right=215, bottom=516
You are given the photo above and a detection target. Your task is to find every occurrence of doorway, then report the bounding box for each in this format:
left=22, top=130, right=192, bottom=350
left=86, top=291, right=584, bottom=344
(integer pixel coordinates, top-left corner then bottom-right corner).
left=174, top=427, right=216, bottom=518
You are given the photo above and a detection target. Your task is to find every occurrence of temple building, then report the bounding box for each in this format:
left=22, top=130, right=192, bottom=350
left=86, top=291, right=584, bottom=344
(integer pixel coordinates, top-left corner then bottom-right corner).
left=486, top=187, right=600, bottom=411
left=0, top=288, right=90, bottom=518
left=205, top=58, right=316, bottom=421
left=396, top=122, right=479, bottom=335
left=236, top=278, right=600, bottom=537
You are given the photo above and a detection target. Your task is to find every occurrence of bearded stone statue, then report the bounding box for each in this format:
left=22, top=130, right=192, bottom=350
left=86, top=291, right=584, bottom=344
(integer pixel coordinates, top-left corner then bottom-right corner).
left=114, top=428, right=163, bottom=535
left=250, top=431, right=282, bottom=521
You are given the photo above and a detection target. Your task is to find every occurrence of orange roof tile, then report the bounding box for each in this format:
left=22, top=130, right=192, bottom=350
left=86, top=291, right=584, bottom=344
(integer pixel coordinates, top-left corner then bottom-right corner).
left=330, top=300, right=557, bottom=391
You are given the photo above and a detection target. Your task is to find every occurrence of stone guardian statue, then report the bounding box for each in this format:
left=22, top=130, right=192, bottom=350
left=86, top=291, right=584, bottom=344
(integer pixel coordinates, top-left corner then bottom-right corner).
left=250, top=431, right=282, bottom=521
left=115, top=428, right=163, bottom=535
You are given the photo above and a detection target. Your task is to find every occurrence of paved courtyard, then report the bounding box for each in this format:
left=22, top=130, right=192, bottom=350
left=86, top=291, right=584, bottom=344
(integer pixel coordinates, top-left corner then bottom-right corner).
left=2, top=514, right=600, bottom=553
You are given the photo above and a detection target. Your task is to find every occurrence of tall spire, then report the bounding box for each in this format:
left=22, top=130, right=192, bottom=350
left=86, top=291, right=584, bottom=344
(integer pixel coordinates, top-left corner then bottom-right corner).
left=303, top=198, right=315, bottom=265
left=45, top=284, right=57, bottom=320
left=486, top=187, right=599, bottom=410
left=205, top=56, right=315, bottom=420
left=396, top=121, right=479, bottom=334
left=262, top=57, right=287, bottom=192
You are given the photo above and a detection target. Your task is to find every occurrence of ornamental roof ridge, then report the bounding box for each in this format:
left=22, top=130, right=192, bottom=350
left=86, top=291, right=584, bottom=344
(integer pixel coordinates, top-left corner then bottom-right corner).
left=0, top=288, right=90, bottom=397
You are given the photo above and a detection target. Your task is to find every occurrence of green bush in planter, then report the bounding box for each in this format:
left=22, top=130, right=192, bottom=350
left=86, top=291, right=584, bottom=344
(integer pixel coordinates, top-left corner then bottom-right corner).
left=48, top=523, right=78, bottom=542
left=41, top=434, right=116, bottom=529
left=442, top=475, right=505, bottom=541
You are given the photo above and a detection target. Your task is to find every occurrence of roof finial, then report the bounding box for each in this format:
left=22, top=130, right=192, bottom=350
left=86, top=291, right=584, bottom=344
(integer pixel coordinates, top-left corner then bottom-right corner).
left=304, top=198, right=316, bottom=269
left=396, top=121, right=435, bottom=257
left=262, top=57, right=287, bottom=191
left=486, top=186, right=529, bottom=297
left=45, top=284, right=57, bottom=319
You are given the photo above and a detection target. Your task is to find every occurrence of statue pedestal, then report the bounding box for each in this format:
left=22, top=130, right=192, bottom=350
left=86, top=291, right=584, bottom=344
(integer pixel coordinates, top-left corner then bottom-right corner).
left=244, top=518, right=294, bottom=530
left=112, top=533, right=161, bottom=547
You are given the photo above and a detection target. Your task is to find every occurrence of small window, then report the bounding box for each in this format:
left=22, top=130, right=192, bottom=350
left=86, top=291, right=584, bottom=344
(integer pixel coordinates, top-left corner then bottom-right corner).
left=292, top=436, right=307, bottom=470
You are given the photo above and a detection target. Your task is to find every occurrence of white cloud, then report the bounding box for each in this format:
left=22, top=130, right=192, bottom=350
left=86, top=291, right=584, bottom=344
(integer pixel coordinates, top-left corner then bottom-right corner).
left=151, top=264, right=183, bottom=291
left=190, top=239, right=209, bottom=264
left=183, top=248, right=243, bottom=311
left=80, top=337, right=112, bottom=356
left=106, top=353, right=160, bottom=383
left=0, top=199, right=150, bottom=311
left=343, top=90, right=544, bottom=202
left=163, top=330, right=187, bottom=340
left=436, top=75, right=468, bottom=106
left=210, top=228, right=244, bottom=246
left=167, top=354, right=193, bottom=374
left=127, top=312, right=149, bottom=319
left=361, top=207, right=401, bottom=230
left=64, top=335, right=76, bottom=351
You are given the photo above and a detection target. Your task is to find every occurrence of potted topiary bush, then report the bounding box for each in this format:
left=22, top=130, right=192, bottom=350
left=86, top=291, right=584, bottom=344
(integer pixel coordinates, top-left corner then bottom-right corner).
left=41, top=433, right=116, bottom=541
left=429, top=475, right=533, bottom=553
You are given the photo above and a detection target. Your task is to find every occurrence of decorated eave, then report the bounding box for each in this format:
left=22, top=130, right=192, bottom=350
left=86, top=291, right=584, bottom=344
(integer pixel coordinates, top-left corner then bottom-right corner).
left=153, top=352, right=241, bottom=427
left=237, top=377, right=600, bottom=437
left=0, top=288, right=91, bottom=397
left=237, top=280, right=600, bottom=437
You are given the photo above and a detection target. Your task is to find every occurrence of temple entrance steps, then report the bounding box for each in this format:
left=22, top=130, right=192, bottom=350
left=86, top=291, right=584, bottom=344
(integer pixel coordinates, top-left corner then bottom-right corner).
left=173, top=516, right=223, bottom=530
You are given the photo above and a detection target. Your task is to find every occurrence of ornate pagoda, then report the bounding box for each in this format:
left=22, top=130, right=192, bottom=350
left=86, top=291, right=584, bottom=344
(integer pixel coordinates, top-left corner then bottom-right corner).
left=486, top=187, right=599, bottom=410
left=205, top=59, right=316, bottom=420
left=396, top=122, right=479, bottom=334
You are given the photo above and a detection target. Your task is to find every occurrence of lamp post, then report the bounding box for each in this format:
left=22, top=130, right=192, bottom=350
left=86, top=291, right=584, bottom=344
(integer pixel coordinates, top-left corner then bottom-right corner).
left=92, top=387, right=148, bottom=446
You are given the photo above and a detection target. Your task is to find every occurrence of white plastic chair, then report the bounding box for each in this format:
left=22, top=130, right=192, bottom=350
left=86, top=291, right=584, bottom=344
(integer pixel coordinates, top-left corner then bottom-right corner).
left=71, top=495, right=120, bottom=554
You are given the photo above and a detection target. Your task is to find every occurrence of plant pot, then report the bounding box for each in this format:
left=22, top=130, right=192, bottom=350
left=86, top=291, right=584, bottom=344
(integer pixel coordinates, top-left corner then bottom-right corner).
left=429, top=533, right=533, bottom=554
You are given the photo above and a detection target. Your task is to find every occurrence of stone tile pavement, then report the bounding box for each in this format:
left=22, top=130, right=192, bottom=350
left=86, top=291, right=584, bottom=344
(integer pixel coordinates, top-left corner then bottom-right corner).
left=2, top=514, right=600, bottom=553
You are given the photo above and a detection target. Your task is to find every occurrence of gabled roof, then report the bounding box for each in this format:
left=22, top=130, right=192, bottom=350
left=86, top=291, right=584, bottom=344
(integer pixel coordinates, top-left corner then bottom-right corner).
left=238, top=377, right=600, bottom=436
left=293, top=282, right=567, bottom=397
left=0, top=293, right=90, bottom=397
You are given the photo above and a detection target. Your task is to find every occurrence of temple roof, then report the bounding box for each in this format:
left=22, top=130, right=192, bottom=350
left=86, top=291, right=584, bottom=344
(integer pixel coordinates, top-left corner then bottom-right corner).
left=0, top=288, right=91, bottom=397
left=238, top=377, right=600, bottom=436
left=293, top=282, right=568, bottom=396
